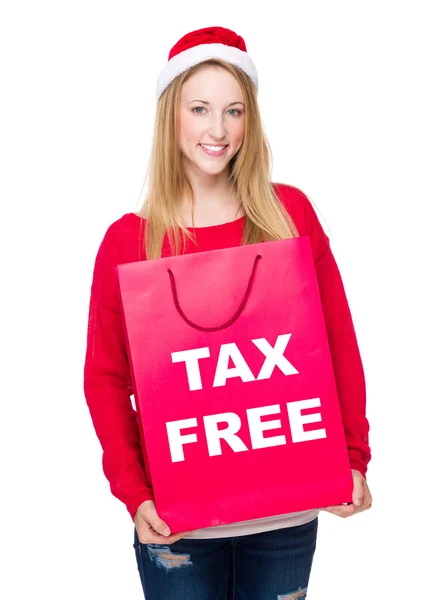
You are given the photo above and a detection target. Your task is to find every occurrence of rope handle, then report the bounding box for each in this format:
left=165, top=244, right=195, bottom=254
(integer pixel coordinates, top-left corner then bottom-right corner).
left=167, top=254, right=262, bottom=332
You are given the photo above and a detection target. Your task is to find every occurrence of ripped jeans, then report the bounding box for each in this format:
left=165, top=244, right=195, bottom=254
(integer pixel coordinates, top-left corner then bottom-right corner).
left=133, top=516, right=318, bottom=599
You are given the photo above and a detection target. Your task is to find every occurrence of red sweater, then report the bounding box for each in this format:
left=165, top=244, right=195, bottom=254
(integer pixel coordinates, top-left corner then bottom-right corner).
left=83, top=183, right=371, bottom=522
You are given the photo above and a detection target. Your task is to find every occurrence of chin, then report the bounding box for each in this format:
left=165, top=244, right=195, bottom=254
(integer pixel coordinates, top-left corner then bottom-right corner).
left=191, top=158, right=231, bottom=175
left=199, top=165, right=230, bottom=176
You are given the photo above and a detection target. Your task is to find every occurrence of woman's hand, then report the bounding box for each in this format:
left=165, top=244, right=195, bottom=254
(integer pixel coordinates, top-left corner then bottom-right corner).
left=134, top=500, right=194, bottom=545
left=321, top=469, right=372, bottom=518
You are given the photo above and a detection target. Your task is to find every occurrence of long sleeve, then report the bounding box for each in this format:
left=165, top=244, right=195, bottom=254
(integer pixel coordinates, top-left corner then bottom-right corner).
left=304, top=198, right=371, bottom=478
left=83, top=224, right=154, bottom=521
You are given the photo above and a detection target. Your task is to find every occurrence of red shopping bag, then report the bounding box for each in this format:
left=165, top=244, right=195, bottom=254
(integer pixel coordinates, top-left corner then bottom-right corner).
left=117, top=236, right=353, bottom=532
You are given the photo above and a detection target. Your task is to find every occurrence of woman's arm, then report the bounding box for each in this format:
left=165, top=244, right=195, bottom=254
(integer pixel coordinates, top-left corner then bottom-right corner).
left=303, top=196, right=371, bottom=478
left=83, top=223, right=153, bottom=521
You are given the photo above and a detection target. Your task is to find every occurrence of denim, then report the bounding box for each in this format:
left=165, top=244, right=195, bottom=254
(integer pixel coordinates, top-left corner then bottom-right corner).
left=133, top=516, right=318, bottom=599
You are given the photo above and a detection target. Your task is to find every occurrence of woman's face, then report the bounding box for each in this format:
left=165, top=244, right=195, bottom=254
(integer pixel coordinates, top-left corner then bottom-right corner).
left=178, top=66, right=245, bottom=178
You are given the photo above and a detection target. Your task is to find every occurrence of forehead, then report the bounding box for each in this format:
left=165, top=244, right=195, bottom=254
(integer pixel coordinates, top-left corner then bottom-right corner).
left=181, top=65, right=243, bottom=102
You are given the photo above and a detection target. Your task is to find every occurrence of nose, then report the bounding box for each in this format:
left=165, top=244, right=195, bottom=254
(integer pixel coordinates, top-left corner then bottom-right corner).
left=208, top=113, right=227, bottom=141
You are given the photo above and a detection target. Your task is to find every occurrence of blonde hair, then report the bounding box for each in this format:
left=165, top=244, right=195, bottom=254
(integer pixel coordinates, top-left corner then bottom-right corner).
left=136, top=58, right=298, bottom=260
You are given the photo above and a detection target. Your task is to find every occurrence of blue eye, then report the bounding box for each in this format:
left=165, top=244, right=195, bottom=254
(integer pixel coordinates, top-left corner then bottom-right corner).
left=192, top=107, right=242, bottom=116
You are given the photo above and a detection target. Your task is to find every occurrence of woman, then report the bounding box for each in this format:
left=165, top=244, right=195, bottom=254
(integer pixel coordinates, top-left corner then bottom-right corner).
left=84, top=26, right=372, bottom=599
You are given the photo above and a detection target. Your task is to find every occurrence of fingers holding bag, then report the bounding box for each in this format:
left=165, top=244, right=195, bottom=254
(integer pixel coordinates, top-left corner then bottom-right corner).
left=134, top=500, right=193, bottom=545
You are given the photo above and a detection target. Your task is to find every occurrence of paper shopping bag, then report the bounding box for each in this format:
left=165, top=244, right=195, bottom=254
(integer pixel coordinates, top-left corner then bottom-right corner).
left=117, top=236, right=353, bottom=532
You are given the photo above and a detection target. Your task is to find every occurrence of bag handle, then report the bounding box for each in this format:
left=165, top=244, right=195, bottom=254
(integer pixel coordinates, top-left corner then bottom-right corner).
left=167, top=254, right=262, bottom=332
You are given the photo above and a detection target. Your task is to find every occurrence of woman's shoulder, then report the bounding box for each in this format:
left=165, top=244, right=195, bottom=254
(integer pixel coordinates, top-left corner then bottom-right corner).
left=103, top=212, right=142, bottom=237
left=99, top=213, right=143, bottom=246
left=94, top=213, right=144, bottom=266
left=273, top=182, right=331, bottom=260
left=272, top=182, right=316, bottom=231
left=272, top=181, right=309, bottom=201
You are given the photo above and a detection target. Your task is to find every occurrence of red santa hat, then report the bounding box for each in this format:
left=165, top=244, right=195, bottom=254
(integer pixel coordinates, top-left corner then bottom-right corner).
left=156, top=26, right=259, bottom=102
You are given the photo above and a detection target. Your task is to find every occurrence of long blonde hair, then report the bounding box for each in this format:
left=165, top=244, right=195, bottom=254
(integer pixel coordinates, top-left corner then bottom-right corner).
left=136, top=58, right=299, bottom=260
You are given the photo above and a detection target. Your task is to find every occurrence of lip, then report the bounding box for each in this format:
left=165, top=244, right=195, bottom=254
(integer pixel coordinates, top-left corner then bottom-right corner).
left=199, top=143, right=229, bottom=157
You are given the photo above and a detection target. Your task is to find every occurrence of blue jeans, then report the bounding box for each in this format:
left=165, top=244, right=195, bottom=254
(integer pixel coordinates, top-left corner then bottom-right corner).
left=133, top=516, right=318, bottom=599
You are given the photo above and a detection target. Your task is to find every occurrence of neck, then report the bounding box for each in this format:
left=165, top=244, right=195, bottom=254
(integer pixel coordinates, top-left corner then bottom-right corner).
left=183, top=167, right=235, bottom=204
left=180, top=169, right=242, bottom=228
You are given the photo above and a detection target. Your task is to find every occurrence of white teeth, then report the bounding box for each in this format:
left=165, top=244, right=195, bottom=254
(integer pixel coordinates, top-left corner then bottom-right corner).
left=201, top=144, right=226, bottom=151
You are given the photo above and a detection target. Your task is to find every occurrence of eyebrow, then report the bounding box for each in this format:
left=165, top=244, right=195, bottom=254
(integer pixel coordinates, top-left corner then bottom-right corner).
left=188, top=100, right=244, bottom=106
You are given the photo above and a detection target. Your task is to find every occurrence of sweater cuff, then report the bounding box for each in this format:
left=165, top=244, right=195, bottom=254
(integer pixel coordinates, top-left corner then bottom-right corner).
left=127, top=489, right=154, bottom=522
left=349, top=459, right=368, bottom=480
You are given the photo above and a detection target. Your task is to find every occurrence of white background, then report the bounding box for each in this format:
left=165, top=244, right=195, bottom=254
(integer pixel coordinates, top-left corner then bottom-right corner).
left=1, top=1, right=447, bottom=598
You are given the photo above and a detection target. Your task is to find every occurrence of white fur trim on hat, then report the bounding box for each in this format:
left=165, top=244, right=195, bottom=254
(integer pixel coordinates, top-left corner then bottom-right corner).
left=156, top=43, right=258, bottom=102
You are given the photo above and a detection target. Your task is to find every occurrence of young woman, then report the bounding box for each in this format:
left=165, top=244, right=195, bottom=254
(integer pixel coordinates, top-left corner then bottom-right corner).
left=84, top=26, right=372, bottom=600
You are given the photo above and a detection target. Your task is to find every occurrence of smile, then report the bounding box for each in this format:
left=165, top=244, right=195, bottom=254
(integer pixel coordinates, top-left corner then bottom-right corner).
left=199, top=144, right=229, bottom=157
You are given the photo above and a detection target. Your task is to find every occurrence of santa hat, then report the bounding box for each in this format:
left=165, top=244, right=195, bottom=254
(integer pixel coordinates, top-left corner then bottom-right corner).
left=156, top=26, right=259, bottom=102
